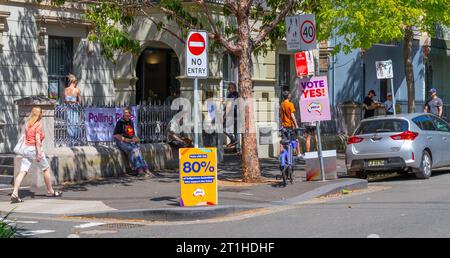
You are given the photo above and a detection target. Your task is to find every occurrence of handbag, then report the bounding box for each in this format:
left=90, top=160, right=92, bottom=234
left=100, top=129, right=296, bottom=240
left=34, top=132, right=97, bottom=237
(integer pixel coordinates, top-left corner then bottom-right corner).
left=13, top=134, right=25, bottom=155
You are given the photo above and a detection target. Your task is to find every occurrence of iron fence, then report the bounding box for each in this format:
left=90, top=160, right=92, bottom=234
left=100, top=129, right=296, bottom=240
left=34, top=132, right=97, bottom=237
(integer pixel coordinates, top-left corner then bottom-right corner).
left=54, top=102, right=178, bottom=147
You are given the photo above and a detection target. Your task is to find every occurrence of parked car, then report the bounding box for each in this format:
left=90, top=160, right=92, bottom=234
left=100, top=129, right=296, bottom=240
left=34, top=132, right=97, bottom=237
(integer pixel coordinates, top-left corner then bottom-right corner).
left=346, top=113, right=450, bottom=179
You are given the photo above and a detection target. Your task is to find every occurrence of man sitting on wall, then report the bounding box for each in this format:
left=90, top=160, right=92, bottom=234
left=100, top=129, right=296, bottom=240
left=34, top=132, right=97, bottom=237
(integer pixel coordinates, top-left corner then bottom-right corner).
left=113, top=107, right=152, bottom=177
left=166, top=118, right=193, bottom=149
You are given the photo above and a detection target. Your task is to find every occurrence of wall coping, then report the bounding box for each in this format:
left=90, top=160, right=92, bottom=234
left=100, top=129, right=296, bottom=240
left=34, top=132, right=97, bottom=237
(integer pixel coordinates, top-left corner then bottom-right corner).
left=15, top=96, right=57, bottom=106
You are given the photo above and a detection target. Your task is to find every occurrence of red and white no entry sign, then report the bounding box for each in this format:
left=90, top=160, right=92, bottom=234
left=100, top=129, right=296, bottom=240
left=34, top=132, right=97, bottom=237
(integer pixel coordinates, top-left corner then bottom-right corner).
left=186, top=30, right=208, bottom=78
left=188, top=32, right=206, bottom=56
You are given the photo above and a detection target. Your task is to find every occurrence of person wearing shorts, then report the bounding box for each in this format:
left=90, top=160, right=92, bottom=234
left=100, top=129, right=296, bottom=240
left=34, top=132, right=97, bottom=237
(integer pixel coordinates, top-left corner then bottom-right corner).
left=11, top=107, right=62, bottom=203
left=280, top=91, right=301, bottom=156
left=304, top=122, right=318, bottom=153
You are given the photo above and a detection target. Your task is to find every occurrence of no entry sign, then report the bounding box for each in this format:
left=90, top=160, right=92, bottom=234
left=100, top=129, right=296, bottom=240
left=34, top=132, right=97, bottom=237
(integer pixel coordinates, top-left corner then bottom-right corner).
left=186, top=30, right=208, bottom=78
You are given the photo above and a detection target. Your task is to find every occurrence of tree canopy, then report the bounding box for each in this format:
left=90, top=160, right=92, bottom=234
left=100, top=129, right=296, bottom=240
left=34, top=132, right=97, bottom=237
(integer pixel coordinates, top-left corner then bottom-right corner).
left=315, top=0, right=450, bottom=54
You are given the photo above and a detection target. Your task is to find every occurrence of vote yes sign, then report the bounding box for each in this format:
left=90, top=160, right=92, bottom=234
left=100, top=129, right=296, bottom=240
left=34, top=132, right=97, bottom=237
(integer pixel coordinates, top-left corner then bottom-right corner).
left=298, top=76, right=331, bottom=123
left=186, top=30, right=208, bottom=78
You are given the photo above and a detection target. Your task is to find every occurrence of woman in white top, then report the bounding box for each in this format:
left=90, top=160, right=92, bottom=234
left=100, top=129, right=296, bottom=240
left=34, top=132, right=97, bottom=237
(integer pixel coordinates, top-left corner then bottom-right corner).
left=64, top=74, right=82, bottom=142
left=64, top=74, right=82, bottom=105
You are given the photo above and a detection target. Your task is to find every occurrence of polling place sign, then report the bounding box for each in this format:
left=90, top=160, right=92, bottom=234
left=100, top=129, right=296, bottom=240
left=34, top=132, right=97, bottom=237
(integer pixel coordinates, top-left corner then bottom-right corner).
left=85, top=107, right=138, bottom=142
left=298, top=76, right=331, bottom=123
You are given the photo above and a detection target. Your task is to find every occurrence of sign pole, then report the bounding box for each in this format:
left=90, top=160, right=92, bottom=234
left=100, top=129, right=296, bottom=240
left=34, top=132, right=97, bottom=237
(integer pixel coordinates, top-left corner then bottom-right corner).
left=194, top=77, right=199, bottom=148
left=391, top=78, right=396, bottom=116
left=315, top=44, right=326, bottom=182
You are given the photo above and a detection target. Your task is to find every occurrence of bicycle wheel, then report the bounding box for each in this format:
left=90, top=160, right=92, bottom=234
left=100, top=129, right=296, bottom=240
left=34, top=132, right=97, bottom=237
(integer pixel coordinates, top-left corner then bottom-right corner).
left=281, top=166, right=288, bottom=187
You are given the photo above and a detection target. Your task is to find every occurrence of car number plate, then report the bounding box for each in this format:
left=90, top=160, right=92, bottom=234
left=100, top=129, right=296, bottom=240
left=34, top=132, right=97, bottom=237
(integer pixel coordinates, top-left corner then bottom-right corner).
left=368, top=160, right=385, bottom=167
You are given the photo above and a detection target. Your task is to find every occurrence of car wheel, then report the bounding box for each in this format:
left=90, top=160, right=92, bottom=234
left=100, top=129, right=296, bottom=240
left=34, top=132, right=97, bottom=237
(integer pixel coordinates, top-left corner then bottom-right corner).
left=414, top=151, right=432, bottom=179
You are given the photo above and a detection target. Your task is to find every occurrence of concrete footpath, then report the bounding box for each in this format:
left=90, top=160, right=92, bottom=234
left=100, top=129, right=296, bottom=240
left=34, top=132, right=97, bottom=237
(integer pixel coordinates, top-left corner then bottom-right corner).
left=0, top=154, right=367, bottom=221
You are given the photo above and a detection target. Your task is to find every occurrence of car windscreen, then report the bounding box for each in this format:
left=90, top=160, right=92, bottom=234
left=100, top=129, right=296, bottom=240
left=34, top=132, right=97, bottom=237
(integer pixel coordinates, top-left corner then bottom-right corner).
left=355, top=119, right=409, bottom=135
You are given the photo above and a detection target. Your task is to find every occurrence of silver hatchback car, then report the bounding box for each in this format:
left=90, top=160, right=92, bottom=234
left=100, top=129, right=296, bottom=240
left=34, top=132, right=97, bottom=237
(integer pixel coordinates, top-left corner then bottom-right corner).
left=346, top=113, right=450, bottom=179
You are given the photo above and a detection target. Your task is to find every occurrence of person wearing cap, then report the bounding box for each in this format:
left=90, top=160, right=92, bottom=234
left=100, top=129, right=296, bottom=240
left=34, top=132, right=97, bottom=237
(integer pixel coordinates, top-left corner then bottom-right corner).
left=363, top=89, right=380, bottom=118
left=384, top=93, right=395, bottom=115
left=424, top=88, right=443, bottom=118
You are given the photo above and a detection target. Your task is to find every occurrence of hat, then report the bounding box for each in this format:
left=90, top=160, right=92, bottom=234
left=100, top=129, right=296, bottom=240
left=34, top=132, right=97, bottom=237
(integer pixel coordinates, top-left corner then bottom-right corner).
left=429, top=88, right=437, bottom=94
left=368, top=89, right=376, bottom=96
left=387, top=92, right=392, bottom=96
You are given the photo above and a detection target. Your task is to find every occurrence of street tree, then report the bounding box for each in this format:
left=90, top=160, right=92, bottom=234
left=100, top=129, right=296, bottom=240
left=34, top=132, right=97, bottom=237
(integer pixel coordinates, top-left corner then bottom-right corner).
left=42, top=0, right=316, bottom=182
left=314, top=0, right=450, bottom=113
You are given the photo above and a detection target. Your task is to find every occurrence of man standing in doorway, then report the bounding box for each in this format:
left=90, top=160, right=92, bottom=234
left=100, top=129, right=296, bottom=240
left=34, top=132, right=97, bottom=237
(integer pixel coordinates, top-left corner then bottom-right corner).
left=424, top=88, right=443, bottom=118
left=223, top=83, right=239, bottom=148
left=363, top=89, right=381, bottom=119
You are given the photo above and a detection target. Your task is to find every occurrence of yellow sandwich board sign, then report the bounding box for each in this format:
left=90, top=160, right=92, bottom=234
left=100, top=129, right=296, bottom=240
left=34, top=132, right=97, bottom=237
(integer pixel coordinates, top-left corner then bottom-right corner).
left=179, top=148, right=217, bottom=207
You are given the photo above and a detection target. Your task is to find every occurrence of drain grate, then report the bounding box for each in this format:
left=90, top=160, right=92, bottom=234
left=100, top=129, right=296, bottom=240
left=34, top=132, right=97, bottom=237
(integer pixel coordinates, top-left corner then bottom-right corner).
left=100, top=223, right=145, bottom=230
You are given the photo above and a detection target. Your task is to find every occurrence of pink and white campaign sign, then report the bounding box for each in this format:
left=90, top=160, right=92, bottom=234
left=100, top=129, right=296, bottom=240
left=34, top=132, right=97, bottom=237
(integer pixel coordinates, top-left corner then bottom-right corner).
left=298, top=76, right=331, bottom=123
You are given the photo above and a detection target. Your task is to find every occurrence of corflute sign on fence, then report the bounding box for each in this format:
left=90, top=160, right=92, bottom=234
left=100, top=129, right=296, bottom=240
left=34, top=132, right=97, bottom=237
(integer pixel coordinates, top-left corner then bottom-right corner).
left=186, top=30, right=208, bottom=78
left=298, top=76, right=331, bottom=123
left=85, top=107, right=138, bottom=142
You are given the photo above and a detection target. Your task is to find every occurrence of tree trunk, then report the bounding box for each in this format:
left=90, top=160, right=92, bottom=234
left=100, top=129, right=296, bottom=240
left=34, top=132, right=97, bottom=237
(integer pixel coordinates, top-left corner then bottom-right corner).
left=236, top=4, right=261, bottom=183
left=404, top=26, right=415, bottom=113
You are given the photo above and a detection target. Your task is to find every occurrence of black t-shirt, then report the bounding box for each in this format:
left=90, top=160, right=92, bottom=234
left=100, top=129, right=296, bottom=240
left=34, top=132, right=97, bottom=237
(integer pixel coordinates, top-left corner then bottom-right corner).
left=363, top=96, right=375, bottom=118
left=114, top=119, right=135, bottom=139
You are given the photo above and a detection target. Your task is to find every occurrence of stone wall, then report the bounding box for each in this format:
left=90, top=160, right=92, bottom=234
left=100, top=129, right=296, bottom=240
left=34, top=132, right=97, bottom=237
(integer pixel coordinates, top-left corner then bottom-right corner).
left=14, top=143, right=179, bottom=187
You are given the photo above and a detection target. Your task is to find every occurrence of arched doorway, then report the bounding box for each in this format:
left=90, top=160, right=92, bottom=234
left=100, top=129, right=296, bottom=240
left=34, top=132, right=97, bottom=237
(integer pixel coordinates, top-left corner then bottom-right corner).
left=136, top=47, right=180, bottom=104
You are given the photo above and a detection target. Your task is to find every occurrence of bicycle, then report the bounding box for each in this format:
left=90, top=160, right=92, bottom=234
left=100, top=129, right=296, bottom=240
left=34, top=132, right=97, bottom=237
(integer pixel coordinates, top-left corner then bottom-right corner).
left=277, top=128, right=304, bottom=187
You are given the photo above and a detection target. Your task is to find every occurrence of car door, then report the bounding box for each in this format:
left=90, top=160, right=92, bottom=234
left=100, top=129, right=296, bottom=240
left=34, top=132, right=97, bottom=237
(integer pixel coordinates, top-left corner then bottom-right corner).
left=412, top=115, right=441, bottom=167
left=431, top=116, right=450, bottom=166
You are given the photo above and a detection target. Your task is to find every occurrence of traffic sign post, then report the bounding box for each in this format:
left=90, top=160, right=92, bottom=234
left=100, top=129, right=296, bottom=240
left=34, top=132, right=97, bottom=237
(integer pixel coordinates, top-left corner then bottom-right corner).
left=287, top=14, right=326, bottom=181
left=376, top=60, right=396, bottom=116
left=186, top=30, right=209, bottom=147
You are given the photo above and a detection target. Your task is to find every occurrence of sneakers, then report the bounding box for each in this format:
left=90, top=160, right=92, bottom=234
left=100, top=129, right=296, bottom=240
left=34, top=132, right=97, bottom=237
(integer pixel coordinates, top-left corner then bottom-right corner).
left=297, top=154, right=305, bottom=163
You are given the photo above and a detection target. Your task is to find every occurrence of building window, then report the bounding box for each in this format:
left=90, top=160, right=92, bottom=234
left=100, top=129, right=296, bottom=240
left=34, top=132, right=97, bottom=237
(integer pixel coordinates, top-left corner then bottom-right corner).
left=222, top=53, right=238, bottom=97
left=278, top=54, right=291, bottom=93
left=48, top=36, right=74, bottom=101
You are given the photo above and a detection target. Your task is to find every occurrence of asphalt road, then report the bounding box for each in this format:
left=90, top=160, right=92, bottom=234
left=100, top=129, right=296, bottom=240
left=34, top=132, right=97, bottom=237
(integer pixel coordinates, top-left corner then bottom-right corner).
left=6, top=169, right=450, bottom=238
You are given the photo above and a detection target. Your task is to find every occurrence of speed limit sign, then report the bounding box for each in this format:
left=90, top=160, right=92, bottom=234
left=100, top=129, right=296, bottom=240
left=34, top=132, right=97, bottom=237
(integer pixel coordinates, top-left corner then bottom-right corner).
left=299, top=14, right=317, bottom=50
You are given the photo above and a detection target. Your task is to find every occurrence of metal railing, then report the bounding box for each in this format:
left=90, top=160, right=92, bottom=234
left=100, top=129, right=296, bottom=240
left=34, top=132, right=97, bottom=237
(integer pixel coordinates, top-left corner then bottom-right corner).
left=54, top=102, right=177, bottom=147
